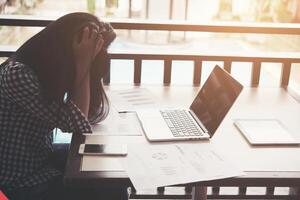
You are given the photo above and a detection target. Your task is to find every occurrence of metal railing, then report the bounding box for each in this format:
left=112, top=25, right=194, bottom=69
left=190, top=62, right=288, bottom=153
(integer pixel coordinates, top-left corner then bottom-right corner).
left=1, top=15, right=300, bottom=87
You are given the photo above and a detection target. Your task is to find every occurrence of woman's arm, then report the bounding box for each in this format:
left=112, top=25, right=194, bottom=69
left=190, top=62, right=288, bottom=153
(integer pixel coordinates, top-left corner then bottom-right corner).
left=72, top=26, right=103, bottom=117
left=71, top=71, right=90, bottom=117
left=1, top=63, right=92, bottom=133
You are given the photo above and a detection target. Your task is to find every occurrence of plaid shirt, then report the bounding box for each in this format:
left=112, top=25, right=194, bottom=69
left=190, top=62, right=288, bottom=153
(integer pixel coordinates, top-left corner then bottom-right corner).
left=0, top=61, right=92, bottom=188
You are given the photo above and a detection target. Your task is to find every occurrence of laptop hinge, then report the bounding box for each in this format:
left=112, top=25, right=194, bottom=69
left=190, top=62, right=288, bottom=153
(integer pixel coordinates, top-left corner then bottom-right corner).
left=189, top=110, right=209, bottom=134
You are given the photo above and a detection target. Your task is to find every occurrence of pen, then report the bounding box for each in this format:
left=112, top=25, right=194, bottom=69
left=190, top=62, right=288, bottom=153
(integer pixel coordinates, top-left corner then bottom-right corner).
left=118, top=111, right=136, bottom=114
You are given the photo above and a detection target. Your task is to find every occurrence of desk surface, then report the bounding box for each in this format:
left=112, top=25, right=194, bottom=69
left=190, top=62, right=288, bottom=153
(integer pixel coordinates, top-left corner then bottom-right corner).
left=64, top=85, right=300, bottom=188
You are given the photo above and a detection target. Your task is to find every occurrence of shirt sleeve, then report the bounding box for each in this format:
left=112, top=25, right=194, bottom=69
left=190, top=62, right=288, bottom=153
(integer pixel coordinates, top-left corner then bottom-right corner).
left=0, top=63, right=92, bottom=133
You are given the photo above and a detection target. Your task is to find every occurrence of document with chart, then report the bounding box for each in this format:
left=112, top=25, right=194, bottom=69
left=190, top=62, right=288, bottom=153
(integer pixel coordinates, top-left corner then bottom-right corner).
left=121, top=143, right=244, bottom=190
left=106, top=88, right=160, bottom=112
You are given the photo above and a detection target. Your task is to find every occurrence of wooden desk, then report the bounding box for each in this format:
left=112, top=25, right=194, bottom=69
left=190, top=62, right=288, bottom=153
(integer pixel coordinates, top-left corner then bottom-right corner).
left=64, top=85, right=300, bottom=199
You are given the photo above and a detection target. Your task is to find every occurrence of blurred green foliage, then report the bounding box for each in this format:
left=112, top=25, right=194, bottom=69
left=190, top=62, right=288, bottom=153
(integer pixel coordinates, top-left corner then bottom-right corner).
left=87, top=0, right=96, bottom=14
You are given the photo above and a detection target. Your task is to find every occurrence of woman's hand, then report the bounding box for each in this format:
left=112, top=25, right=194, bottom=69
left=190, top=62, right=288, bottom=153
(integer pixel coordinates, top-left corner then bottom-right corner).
left=73, top=26, right=104, bottom=75
left=72, top=26, right=104, bottom=116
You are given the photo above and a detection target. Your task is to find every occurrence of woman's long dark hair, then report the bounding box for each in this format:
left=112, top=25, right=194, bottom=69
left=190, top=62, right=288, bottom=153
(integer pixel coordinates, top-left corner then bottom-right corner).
left=7, top=12, right=116, bottom=124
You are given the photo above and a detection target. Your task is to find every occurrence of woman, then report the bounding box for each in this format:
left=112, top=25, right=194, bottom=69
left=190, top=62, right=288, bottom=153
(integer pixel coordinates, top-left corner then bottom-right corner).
left=0, top=12, right=123, bottom=200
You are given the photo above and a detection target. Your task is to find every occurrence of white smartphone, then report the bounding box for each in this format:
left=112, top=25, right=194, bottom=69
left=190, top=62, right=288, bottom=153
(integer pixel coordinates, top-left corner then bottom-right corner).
left=78, top=144, right=127, bottom=156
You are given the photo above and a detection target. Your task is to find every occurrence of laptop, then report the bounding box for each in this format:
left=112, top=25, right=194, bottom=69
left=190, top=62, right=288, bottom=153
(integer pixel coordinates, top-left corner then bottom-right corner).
left=136, top=65, right=243, bottom=141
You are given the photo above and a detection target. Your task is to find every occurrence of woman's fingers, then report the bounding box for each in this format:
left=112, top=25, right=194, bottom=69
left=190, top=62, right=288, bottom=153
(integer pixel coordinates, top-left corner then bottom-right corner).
left=90, top=29, right=98, bottom=40
left=94, top=34, right=104, bottom=57
left=82, top=27, right=90, bottom=42
left=74, top=25, right=105, bottom=66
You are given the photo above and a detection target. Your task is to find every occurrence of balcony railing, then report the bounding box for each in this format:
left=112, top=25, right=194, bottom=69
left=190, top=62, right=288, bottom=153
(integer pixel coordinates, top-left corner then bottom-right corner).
left=1, top=15, right=300, bottom=88
left=1, top=14, right=300, bottom=200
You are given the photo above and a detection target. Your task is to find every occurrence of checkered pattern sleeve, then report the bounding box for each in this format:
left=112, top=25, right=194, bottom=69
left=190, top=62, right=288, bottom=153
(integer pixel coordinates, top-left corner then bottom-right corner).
left=1, top=63, right=92, bottom=133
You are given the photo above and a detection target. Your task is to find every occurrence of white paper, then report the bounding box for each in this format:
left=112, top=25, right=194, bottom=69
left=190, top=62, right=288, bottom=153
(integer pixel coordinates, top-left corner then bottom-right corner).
left=107, top=88, right=160, bottom=112
left=81, top=156, right=124, bottom=171
left=87, top=112, right=143, bottom=136
left=121, top=143, right=244, bottom=190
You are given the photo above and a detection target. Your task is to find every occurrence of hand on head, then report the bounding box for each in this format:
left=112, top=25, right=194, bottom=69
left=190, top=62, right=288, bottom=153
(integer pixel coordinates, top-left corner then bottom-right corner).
left=73, top=25, right=104, bottom=74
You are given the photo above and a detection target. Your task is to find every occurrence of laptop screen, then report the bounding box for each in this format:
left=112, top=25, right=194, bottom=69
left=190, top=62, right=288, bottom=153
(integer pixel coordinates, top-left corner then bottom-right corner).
left=190, top=65, right=243, bottom=136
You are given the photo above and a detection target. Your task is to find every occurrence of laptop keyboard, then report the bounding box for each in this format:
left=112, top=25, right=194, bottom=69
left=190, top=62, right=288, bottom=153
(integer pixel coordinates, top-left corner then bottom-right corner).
left=160, top=110, right=204, bottom=137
